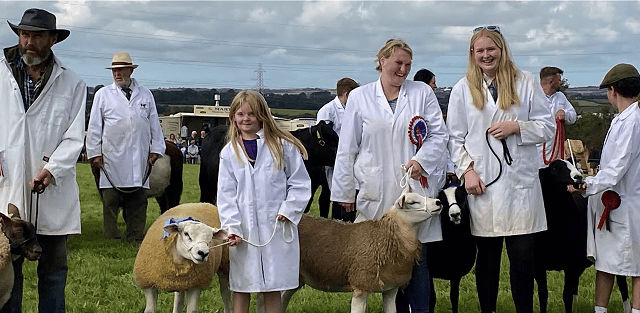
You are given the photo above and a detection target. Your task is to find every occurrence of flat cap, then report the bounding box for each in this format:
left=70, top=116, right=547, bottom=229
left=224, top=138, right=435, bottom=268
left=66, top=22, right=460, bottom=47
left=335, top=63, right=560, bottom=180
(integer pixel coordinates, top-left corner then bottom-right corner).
left=599, top=63, right=640, bottom=89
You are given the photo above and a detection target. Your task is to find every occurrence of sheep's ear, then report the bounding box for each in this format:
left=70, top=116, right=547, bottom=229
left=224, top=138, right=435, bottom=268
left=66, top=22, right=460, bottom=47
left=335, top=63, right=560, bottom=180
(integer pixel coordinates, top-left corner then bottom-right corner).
left=0, top=212, right=12, bottom=233
left=8, top=203, right=20, bottom=219
left=395, top=195, right=406, bottom=209
left=403, top=184, right=411, bottom=195
left=163, top=224, right=180, bottom=235
left=211, top=227, right=228, bottom=242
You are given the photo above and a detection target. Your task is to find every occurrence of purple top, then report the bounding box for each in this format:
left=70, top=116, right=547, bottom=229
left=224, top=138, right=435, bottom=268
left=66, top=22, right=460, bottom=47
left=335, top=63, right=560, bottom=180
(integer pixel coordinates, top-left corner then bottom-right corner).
left=243, top=139, right=258, bottom=166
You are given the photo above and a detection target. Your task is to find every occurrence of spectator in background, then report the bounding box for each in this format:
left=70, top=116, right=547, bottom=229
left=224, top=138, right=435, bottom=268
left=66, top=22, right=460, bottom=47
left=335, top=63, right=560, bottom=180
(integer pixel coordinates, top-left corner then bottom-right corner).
left=180, top=123, right=188, bottom=142
left=169, top=133, right=179, bottom=145
left=316, top=77, right=359, bottom=222
left=187, top=140, right=199, bottom=164
left=538, top=66, right=577, bottom=167
left=189, top=130, right=199, bottom=147
left=414, top=68, right=437, bottom=90
left=414, top=69, right=458, bottom=185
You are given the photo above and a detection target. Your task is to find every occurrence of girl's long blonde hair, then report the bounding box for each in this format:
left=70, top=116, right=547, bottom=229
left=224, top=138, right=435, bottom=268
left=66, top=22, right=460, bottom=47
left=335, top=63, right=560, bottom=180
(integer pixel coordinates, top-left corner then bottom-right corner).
left=466, top=29, right=520, bottom=110
left=227, top=90, right=307, bottom=169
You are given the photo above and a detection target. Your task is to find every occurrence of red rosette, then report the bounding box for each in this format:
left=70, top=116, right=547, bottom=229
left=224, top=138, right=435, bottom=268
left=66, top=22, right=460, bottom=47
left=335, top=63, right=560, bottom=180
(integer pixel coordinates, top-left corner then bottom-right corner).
left=408, top=116, right=428, bottom=148
left=598, top=190, right=621, bottom=231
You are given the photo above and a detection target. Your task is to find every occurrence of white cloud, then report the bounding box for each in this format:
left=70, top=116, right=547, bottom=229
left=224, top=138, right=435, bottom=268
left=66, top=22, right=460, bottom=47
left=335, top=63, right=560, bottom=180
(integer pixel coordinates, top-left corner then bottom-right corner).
left=54, top=0, right=92, bottom=27
left=588, top=1, right=615, bottom=21
left=269, top=48, right=287, bottom=57
left=295, top=1, right=352, bottom=26
left=550, top=2, right=567, bottom=13
left=624, top=18, right=640, bottom=34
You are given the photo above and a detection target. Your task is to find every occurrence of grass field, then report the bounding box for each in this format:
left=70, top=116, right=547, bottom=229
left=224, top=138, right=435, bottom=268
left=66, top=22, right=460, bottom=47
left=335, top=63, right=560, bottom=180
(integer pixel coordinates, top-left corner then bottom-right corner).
left=17, top=163, right=631, bottom=312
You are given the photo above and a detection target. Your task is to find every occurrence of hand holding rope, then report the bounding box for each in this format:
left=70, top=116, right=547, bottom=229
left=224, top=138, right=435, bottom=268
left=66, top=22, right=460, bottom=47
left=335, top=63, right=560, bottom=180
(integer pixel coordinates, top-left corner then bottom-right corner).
left=225, top=217, right=295, bottom=247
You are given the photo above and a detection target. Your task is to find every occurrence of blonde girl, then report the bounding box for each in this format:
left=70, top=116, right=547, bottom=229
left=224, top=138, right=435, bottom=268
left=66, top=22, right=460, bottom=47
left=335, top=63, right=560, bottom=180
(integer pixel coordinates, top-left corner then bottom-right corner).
left=447, top=26, right=554, bottom=313
left=217, top=90, right=311, bottom=313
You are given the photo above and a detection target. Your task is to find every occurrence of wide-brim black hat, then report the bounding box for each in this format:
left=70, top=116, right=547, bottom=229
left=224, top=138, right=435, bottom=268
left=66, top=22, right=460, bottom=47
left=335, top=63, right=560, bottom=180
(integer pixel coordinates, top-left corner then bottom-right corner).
left=8, top=8, right=70, bottom=43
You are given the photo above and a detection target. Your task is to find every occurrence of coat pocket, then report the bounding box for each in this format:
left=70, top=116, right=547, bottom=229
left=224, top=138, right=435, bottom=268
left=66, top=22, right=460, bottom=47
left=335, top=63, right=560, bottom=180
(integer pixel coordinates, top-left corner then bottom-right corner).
left=355, top=165, right=382, bottom=201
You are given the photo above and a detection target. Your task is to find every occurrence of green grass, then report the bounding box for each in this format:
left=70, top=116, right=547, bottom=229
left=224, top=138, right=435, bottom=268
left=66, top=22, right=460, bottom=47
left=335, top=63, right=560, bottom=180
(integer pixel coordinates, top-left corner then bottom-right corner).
left=18, top=163, right=632, bottom=312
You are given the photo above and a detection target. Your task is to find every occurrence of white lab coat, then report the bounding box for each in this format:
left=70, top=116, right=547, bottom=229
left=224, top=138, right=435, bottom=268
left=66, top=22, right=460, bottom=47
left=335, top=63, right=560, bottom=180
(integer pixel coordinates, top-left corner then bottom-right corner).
left=331, top=79, right=448, bottom=243
left=585, top=102, right=640, bottom=276
left=316, top=96, right=346, bottom=191
left=217, top=129, right=311, bottom=292
left=537, top=91, right=578, bottom=166
left=447, top=71, right=554, bottom=237
left=0, top=55, right=86, bottom=235
left=86, top=79, right=165, bottom=189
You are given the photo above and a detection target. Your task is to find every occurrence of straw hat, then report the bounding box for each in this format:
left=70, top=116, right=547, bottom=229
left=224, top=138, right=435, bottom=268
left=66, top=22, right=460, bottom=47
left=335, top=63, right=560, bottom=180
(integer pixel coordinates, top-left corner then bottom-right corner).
left=105, top=52, right=139, bottom=69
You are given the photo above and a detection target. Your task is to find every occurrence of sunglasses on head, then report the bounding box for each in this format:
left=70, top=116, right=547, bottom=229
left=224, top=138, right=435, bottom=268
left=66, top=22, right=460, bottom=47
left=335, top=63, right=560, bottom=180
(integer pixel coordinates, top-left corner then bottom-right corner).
left=473, top=25, right=501, bottom=34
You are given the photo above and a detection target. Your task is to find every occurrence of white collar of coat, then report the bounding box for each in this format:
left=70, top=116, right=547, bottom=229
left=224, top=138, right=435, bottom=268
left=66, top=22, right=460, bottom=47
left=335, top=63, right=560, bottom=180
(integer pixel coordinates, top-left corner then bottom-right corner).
left=375, top=77, right=407, bottom=102
left=613, top=101, right=639, bottom=123
left=332, top=96, right=345, bottom=111
left=256, top=128, right=264, bottom=138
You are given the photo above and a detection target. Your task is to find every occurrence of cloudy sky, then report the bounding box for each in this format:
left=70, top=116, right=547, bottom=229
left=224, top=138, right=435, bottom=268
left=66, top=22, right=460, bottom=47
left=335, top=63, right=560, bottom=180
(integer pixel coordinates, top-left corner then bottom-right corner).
left=2, top=1, right=639, bottom=90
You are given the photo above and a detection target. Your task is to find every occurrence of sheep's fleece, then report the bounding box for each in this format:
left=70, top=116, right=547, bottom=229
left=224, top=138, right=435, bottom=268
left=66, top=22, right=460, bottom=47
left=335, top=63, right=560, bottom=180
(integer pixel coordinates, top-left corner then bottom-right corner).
left=134, top=203, right=224, bottom=291
left=0, top=234, right=9, bottom=272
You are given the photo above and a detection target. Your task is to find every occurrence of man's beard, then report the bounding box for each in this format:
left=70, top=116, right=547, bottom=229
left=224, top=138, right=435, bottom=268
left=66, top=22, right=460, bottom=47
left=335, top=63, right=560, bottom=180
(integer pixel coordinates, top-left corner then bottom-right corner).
left=116, top=77, right=132, bottom=88
left=20, top=46, right=50, bottom=66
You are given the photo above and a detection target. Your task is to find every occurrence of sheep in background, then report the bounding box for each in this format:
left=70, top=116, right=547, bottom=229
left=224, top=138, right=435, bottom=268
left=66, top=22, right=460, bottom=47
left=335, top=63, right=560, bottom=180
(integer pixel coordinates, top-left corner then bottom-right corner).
left=427, top=185, right=476, bottom=313
left=280, top=186, right=442, bottom=313
left=134, top=203, right=231, bottom=313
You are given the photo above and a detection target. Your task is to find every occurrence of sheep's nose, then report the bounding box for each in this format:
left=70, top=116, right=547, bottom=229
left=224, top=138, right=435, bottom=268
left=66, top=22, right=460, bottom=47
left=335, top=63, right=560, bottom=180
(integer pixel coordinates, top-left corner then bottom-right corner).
left=198, top=250, right=209, bottom=259
left=450, top=212, right=461, bottom=220
left=435, top=199, right=441, bottom=206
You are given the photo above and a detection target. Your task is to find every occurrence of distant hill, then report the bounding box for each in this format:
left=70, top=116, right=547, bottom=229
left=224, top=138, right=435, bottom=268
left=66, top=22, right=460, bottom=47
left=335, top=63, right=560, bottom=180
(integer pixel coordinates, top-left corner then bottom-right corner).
left=85, top=85, right=610, bottom=118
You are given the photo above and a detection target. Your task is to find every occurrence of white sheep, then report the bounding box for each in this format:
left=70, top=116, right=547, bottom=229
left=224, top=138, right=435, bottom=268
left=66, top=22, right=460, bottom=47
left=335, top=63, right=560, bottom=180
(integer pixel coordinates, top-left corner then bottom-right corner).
left=133, top=202, right=232, bottom=313
left=0, top=230, right=11, bottom=307
left=280, top=186, right=442, bottom=313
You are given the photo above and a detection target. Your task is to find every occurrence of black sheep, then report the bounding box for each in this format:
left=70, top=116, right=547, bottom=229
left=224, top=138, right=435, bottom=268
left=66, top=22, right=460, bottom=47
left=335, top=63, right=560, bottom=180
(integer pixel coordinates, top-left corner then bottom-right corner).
left=537, top=159, right=630, bottom=313
left=427, top=185, right=476, bottom=313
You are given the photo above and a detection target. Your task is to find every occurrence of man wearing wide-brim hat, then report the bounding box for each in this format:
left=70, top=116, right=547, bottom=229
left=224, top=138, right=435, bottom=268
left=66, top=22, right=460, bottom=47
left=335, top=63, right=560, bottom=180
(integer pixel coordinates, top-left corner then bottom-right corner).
left=0, top=8, right=86, bottom=313
left=86, top=51, right=165, bottom=244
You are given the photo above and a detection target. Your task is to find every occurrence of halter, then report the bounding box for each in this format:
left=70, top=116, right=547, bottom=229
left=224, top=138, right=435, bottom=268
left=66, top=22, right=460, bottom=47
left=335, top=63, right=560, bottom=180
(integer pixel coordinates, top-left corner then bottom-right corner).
left=399, top=165, right=432, bottom=217
left=484, top=130, right=512, bottom=187
left=101, top=162, right=152, bottom=194
left=9, top=191, right=42, bottom=255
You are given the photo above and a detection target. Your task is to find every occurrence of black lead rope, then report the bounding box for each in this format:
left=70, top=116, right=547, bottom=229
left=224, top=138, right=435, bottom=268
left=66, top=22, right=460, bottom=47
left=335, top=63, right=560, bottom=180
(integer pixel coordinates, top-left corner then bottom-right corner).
left=100, top=162, right=153, bottom=194
left=30, top=191, right=40, bottom=233
left=484, top=130, right=513, bottom=187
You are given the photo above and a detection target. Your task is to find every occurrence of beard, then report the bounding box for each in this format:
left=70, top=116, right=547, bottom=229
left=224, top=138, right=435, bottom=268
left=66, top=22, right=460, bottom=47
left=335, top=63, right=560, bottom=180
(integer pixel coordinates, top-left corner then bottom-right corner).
left=19, top=46, right=50, bottom=66
left=116, top=77, right=132, bottom=88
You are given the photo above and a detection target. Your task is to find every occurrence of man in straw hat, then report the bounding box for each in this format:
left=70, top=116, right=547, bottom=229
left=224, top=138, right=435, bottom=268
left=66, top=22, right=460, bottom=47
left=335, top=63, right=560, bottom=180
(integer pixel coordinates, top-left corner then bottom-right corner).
left=0, top=8, right=86, bottom=313
left=86, top=52, right=165, bottom=244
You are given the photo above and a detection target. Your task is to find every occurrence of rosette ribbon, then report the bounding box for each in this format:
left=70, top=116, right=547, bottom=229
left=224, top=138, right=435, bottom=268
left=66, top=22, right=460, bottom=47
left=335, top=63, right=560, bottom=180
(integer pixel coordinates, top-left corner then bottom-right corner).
left=597, top=190, right=620, bottom=231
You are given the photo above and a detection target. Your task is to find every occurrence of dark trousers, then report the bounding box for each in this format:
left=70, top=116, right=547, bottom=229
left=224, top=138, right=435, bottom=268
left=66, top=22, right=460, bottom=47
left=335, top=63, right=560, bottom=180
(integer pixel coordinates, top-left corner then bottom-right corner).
left=330, top=201, right=356, bottom=222
left=475, top=234, right=536, bottom=313
left=101, top=188, right=147, bottom=241
left=396, top=243, right=430, bottom=313
left=1, top=235, right=68, bottom=313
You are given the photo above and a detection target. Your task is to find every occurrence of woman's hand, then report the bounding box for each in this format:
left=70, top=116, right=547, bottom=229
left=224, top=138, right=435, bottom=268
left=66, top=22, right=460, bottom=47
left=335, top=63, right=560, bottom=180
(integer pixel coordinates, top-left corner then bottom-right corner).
left=227, top=234, right=242, bottom=246
left=277, top=214, right=289, bottom=222
left=567, top=182, right=586, bottom=195
left=404, top=160, right=424, bottom=180
left=464, top=169, right=486, bottom=195
left=488, top=121, right=520, bottom=140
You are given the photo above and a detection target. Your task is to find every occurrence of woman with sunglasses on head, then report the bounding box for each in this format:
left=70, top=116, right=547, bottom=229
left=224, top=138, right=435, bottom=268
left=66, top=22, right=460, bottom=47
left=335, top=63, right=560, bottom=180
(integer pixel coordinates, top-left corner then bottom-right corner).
left=447, top=26, right=554, bottom=313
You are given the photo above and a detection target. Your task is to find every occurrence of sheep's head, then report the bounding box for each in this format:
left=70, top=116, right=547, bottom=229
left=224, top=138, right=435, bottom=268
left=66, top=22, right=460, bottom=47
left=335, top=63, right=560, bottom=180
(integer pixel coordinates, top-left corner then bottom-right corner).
left=440, top=186, right=468, bottom=225
left=393, top=185, right=442, bottom=225
left=164, top=220, right=227, bottom=265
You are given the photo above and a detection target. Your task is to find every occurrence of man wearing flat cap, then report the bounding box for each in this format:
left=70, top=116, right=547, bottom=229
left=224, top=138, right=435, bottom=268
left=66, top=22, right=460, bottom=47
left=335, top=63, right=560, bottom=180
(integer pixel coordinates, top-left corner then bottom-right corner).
left=567, top=63, right=640, bottom=313
left=86, top=52, right=165, bottom=244
left=0, top=8, right=86, bottom=313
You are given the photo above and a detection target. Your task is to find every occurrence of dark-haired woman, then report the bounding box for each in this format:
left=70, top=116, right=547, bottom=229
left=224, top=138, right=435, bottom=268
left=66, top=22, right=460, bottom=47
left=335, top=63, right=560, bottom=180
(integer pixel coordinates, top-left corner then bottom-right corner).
left=447, top=26, right=554, bottom=313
